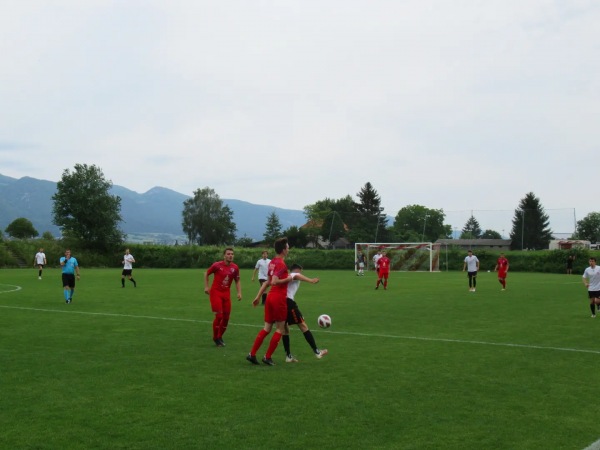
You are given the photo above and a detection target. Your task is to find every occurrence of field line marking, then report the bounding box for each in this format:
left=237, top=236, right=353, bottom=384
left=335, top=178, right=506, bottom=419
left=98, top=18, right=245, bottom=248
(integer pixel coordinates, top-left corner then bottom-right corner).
left=583, top=438, right=600, bottom=450
left=0, top=284, right=22, bottom=294
left=2, top=304, right=600, bottom=356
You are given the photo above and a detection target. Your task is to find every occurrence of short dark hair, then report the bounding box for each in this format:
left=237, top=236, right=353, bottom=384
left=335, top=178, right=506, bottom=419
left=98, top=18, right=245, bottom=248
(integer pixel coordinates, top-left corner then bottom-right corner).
left=223, top=247, right=234, bottom=254
left=290, top=263, right=303, bottom=271
left=590, top=257, right=597, bottom=262
left=274, top=237, right=289, bottom=254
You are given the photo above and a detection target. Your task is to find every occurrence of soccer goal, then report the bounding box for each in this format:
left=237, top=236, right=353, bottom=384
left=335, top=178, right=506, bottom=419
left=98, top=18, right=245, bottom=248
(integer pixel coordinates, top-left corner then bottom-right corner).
left=355, top=242, right=441, bottom=272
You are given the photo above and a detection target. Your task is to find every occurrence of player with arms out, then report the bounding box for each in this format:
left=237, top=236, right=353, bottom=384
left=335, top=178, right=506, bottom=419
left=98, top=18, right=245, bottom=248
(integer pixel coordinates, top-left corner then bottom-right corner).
left=494, top=252, right=509, bottom=290
left=121, top=248, right=137, bottom=288
left=375, top=251, right=391, bottom=290
left=583, top=257, right=600, bottom=318
left=253, top=263, right=328, bottom=362
left=247, top=237, right=292, bottom=366
left=204, top=248, right=242, bottom=347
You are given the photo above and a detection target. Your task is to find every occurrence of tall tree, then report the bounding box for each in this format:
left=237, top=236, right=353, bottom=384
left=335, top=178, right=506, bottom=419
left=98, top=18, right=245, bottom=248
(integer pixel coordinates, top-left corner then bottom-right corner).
left=392, top=205, right=451, bottom=242
left=460, top=216, right=482, bottom=239
left=182, top=187, right=236, bottom=245
left=481, top=229, right=502, bottom=239
left=5, top=217, right=39, bottom=239
left=263, top=211, right=283, bottom=245
left=283, top=225, right=309, bottom=249
left=574, top=212, right=600, bottom=243
left=303, top=196, right=355, bottom=244
left=348, top=182, right=388, bottom=243
left=52, top=164, right=124, bottom=250
left=509, top=192, right=553, bottom=250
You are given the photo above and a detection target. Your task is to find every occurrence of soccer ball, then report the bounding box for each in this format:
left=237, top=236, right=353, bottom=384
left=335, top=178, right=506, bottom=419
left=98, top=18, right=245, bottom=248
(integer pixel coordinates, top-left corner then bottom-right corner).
left=318, top=314, right=332, bottom=328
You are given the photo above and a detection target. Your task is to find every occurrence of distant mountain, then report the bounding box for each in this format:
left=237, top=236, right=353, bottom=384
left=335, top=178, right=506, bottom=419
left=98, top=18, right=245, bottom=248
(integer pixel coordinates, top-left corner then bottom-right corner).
left=0, top=174, right=306, bottom=243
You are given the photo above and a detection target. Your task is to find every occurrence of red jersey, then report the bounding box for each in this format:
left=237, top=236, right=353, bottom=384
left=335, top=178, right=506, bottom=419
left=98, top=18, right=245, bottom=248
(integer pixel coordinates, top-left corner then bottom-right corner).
left=267, top=257, right=288, bottom=295
left=207, top=261, right=240, bottom=292
left=378, top=256, right=391, bottom=273
left=497, top=257, right=509, bottom=274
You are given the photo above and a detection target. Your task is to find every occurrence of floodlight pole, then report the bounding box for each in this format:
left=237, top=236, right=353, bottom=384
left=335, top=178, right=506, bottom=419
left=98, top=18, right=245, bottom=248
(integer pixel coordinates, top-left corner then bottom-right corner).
left=521, top=209, right=525, bottom=250
left=422, top=214, right=429, bottom=242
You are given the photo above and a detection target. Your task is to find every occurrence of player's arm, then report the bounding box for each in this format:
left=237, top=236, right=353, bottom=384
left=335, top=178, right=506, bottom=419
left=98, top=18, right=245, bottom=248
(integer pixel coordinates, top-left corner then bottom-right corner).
left=292, top=273, right=319, bottom=284
left=252, top=277, right=270, bottom=307
left=203, top=270, right=211, bottom=295
left=270, top=274, right=292, bottom=286
left=75, top=262, right=80, bottom=278
left=251, top=267, right=258, bottom=281
left=235, top=278, right=242, bottom=301
left=583, top=274, right=589, bottom=288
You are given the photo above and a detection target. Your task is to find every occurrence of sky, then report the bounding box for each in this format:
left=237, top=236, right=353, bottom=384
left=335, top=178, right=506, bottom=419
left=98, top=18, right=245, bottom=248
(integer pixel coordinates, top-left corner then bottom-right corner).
left=1, top=0, right=598, bottom=236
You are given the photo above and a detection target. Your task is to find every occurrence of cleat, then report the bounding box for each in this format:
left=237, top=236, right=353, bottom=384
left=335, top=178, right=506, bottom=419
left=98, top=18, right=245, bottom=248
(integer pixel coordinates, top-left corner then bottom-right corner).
left=261, top=357, right=275, bottom=366
left=285, top=355, right=298, bottom=363
left=38, top=277, right=42, bottom=280
left=219, top=338, right=225, bottom=346
left=246, top=354, right=260, bottom=365
left=214, top=339, right=224, bottom=347
left=593, top=315, right=596, bottom=318
left=375, top=286, right=379, bottom=290
left=315, top=349, right=328, bottom=359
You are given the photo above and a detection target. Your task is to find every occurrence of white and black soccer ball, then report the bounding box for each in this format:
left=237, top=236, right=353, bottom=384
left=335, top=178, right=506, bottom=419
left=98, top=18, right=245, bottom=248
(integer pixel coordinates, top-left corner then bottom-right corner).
left=317, top=314, right=332, bottom=328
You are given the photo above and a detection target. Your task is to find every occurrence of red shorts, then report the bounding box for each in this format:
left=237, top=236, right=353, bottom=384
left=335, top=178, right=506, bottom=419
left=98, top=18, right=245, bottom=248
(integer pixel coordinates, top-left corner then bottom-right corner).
left=264, top=290, right=287, bottom=323
left=498, top=271, right=507, bottom=278
left=209, top=290, right=231, bottom=314
left=379, top=270, right=390, bottom=278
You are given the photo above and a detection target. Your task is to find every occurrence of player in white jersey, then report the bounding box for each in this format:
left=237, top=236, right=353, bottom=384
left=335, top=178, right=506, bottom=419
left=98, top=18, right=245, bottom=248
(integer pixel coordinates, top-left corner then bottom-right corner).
left=251, top=250, right=270, bottom=305
left=252, top=263, right=327, bottom=362
left=121, top=249, right=137, bottom=288
left=462, top=250, right=480, bottom=292
left=583, top=257, right=600, bottom=317
left=33, top=248, right=47, bottom=280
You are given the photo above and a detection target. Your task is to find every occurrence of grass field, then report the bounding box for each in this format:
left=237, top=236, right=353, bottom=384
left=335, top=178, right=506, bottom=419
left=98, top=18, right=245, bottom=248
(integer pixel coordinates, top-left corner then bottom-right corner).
left=2, top=267, right=600, bottom=449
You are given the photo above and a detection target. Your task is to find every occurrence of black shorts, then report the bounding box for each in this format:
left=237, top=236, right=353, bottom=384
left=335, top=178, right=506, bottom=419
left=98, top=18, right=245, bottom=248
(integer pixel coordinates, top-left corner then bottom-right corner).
left=467, top=271, right=478, bottom=277
left=286, top=298, right=304, bottom=325
left=62, top=273, right=76, bottom=288
left=122, top=269, right=133, bottom=276
left=588, top=291, right=600, bottom=299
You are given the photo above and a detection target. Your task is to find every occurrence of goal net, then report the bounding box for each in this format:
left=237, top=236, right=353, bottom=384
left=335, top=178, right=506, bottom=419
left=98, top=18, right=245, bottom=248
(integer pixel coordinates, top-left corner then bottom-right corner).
left=355, top=242, right=441, bottom=272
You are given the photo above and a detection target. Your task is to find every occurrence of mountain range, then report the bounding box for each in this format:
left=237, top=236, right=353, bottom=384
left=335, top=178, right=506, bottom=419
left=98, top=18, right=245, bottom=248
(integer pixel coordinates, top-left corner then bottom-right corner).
left=0, top=174, right=306, bottom=243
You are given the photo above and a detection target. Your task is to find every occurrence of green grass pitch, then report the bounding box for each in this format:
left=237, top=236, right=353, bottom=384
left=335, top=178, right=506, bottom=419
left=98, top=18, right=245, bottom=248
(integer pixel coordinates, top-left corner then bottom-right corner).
left=1, top=268, right=600, bottom=449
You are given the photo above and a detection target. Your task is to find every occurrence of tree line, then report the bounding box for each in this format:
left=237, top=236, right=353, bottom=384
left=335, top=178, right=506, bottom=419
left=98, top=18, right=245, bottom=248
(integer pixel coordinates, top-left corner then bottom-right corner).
left=3, top=164, right=600, bottom=250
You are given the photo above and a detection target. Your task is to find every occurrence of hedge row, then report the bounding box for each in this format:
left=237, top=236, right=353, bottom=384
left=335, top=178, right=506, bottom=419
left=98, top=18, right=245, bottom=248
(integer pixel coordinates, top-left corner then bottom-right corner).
left=1, top=239, right=596, bottom=274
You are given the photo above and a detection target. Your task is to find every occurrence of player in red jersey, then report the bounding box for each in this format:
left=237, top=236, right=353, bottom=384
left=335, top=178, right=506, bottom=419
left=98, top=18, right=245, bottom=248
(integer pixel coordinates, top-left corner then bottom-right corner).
left=375, top=251, right=391, bottom=290
left=204, top=247, right=242, bottom=347
left=494, top=253, right=510, bottom=290
left=247, top=237, right=292, bottom=366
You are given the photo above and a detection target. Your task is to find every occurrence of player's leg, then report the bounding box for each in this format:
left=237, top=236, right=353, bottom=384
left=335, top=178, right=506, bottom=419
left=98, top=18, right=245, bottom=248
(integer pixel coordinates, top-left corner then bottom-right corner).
left=129, top=273, right=137, bottom=287
left=218, top=298, right=232, bottom=345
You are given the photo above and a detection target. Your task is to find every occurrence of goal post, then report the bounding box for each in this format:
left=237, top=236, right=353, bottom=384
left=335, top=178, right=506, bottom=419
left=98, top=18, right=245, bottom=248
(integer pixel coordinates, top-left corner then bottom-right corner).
left=355, top=242, right=442, bottom=272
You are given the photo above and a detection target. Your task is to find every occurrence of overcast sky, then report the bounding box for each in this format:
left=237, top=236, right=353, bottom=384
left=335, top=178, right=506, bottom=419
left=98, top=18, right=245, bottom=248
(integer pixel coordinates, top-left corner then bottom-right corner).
left=1, top=0, right=597, bottom=236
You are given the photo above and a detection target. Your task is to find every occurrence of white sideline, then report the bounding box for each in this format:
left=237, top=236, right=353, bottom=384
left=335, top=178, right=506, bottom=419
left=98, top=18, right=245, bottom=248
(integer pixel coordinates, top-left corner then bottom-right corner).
left=2, top=304, right=600, bottom=356
left=584, top=439, right=600, bottom=450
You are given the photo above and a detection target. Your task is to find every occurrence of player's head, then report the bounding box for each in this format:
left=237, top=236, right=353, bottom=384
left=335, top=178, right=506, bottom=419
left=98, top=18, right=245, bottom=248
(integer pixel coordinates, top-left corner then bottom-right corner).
left=590, top=257, right=596, bottom=265
left=468, top=250, right=473, bottom=255
left=125, top=248, right=130, bottom=254
left=290, top=263, right=303, bottom=273
left=261, top=250, right=268, bottom=258
left=223, top=247, right=234, bottom=262
left=39, top=248, right=43, bottom=252
left=274, top=237, right=289, bottom=255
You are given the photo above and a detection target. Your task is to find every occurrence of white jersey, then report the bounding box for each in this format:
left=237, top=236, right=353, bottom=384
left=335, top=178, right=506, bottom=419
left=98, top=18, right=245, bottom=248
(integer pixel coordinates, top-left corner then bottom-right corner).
left=255, top=258, right=270, bottom=280
left=583, top=266, right=600, bottom=291
left=34, top=252, right=46, bottom=265
left=373, top=253, right=382, bottom=269
left=123, top=254, right=135, bottom=270
left=287, top=276, right=301, bottom=300
left=464, top=255, right=479, bottom=272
